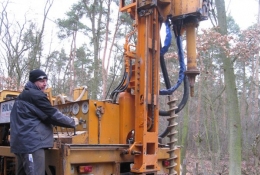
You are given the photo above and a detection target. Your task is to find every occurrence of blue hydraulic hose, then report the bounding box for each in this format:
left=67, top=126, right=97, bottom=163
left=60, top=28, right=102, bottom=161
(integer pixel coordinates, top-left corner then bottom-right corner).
left=160, top=21, right=172, bottom=56
left=159, top=35, right=186, bottom=95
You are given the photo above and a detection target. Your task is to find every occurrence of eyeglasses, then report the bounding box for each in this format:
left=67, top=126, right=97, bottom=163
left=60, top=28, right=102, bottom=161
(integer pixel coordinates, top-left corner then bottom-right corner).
left=36, top=76, right=48, bottom=80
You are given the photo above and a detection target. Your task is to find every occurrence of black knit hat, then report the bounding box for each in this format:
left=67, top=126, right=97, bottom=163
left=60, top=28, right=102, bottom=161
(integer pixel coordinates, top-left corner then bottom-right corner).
left=29, top=69, right=48, bottom=83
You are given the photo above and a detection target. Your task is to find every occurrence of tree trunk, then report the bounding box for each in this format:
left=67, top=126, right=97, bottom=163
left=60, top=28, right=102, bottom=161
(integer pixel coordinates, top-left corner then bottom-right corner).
left=101, top=0, right=111, bottom=99
left=180, top=101, right=189, bottom=175
left=215, top=0, right=242, bottom=174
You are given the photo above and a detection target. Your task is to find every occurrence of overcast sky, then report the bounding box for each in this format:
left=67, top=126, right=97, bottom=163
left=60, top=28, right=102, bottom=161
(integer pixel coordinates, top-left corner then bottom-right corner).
left=5, top=0, right=259, bottom=29
left=227, top=0, right=258, bottom=29
left=6, top=0, right=259, bottom=25
left=3, top=0, right=259, bottom=53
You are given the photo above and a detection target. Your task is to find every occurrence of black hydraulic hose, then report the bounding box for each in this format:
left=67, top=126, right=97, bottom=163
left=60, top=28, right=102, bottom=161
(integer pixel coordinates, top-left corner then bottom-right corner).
left=159, top=76, right=189, bottom=138
left=111, top=72, right=129, bottom=102
left=110, top=71, right=127, bottom=101
left=110, top=72, right=127, bottom=98
left=111, top=60, right=133, bottom=103
left=159, top=21, right=187, bottom=115
left=159, top=35, right=185, bottom=95
left=115, top=59, right=133, bottom=93
left=160, top=55, right=172, bottom=89
left=158, top=20, right=189, bottom=138
left=159, top=75, right=189, bottom=116
left=160, top=53, right=188, bottom=112
left=106, top=56, right=125, bottom=100
left=159, top=45, right=189, bottom=116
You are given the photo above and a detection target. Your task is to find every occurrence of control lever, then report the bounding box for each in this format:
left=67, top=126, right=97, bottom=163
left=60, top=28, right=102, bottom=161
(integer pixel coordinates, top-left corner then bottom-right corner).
left=94, top=102, right=104, bottom=143
left=73, top=127, right=76, bottom=136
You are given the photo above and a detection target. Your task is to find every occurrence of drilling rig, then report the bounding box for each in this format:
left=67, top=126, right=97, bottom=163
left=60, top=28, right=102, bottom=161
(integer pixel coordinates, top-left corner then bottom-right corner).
left=0, top=0, right=208, bottom=174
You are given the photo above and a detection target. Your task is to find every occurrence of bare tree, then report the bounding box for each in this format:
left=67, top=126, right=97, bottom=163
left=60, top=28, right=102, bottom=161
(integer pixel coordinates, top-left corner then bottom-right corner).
left=101, top=1, right=122, bottom=99
left=215, top=0, right=242, bottom=174
left=0, top=0, right=54, bottom=89
left=0, top=0, right=9, bottom=35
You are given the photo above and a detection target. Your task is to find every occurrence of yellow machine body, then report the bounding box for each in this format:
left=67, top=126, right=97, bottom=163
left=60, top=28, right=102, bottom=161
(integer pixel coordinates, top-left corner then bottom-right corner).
left=0, top=0, right=208, bottom=174
left=172, top=0, right=204, bottom=16
left=0, top=90, right=20, bottom=102
left=53, top=100, right=120, bottom=144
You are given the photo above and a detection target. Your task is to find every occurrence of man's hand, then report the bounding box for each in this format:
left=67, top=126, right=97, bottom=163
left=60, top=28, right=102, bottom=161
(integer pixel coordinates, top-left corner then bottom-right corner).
left=72, top=117, right=79, bottom=126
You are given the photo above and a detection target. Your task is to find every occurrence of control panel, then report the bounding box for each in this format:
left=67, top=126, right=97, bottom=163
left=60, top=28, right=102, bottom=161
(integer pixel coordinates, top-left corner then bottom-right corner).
left=54, top=100, right=120, bottom=144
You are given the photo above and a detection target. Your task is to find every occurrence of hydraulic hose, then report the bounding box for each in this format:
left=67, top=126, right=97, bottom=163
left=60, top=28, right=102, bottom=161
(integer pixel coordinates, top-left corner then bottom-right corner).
left=159, top=75, right=189, bottom=116
left=159, top=76, right=189, bottom=138
left=159, top=35, right=186, bottom=95
left=110, top=59, right=133, bottom=103
left=159, top=22, right=189, bottom=116
left=160, top=54, right=171, bottom=89
left=159, top=21, right=189, bottom=139
left=110, top=71, right=127, bottom=100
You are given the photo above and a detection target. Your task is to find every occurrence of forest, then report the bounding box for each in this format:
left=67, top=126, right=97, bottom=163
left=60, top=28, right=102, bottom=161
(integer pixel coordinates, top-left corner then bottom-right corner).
left=0, top=0, right=260, bottom=174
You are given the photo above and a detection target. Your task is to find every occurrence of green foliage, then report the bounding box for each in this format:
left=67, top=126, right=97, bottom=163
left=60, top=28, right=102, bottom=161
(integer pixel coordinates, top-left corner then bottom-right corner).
left=56, top=3, right=87, bottom=39
left=227, top=15, right=240, bottom=35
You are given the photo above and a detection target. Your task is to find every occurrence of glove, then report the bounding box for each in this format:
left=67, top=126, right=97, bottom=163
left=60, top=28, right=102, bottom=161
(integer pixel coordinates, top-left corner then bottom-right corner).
left=72, top=117, right=79, bottom=126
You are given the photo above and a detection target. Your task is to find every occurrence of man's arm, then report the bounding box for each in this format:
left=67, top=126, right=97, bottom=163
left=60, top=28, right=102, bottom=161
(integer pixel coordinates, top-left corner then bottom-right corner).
left=34, top=94, right=76, bottom=128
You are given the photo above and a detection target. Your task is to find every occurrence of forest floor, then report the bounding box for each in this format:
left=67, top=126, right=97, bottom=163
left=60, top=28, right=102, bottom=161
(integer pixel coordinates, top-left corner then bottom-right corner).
left=182, top=153, right=260, bottom=175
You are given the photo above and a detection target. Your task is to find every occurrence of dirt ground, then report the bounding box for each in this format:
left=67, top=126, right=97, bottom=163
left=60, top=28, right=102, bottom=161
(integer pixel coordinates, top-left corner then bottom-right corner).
left=181, top=154, right=260, bottom=175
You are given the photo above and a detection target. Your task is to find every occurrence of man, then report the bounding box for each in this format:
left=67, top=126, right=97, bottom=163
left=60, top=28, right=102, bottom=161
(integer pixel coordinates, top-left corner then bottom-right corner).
left=10, top=69, right=79, bottom=175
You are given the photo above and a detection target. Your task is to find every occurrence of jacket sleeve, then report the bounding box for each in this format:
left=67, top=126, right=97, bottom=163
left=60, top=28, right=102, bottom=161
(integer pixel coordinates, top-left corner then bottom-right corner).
left=45, top=110, right=75, bottom=128
left=34, top=93, right=75, bottom=128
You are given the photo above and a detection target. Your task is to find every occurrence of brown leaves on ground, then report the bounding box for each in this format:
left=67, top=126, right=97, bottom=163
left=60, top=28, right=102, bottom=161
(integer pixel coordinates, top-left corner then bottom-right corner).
left=183, top=152, right=260, bottom=175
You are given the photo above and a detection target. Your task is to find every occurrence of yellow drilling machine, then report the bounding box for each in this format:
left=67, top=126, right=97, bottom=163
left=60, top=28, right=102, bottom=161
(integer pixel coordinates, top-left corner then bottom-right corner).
left=0, top=0, right=209, bottom=174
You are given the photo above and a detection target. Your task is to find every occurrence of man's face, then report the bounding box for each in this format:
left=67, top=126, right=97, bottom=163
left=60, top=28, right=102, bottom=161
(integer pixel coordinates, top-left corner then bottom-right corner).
left=34, top=79, right=47, bottom=91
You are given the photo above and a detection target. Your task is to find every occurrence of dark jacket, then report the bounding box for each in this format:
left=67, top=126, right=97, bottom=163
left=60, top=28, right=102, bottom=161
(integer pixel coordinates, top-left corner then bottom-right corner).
left=10, top=81, right=75, bottom=154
